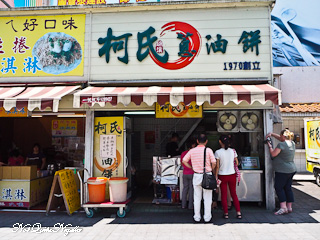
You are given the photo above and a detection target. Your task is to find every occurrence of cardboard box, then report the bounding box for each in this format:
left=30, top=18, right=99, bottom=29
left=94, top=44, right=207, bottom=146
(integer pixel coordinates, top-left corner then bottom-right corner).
left=20, top=166, right=37, bottom=180
left=3, top=166, right=12, bottom=179
left=11, top=166, right=21, bottom=179
left=0, top=166, right=3, bottom=179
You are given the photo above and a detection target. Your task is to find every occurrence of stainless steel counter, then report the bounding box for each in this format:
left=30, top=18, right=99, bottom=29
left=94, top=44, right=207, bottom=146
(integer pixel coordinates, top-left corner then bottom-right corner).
left=236, top=170, right=263, bottom=202
left=180, top=170, right=264, bottom=202
left=218, top=170, right=263, bottom=202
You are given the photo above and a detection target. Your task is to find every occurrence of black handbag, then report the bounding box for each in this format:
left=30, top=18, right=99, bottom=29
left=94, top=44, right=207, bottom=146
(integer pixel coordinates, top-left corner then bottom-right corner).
left=201, top=147, right=217, bottom=190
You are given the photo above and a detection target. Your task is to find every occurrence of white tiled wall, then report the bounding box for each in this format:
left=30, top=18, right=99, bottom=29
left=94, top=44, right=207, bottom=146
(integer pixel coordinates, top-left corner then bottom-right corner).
left=282, top=117, right=304, bottom=149
left=279, top=117, right=307, bottom=173
left=133, top=117, right=206, bottom=170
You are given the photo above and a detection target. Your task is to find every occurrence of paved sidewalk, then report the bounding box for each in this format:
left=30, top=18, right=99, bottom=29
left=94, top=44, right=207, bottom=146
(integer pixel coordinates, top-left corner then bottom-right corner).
left=0, top=180, right=320, bottom=240
left=293, top=173, right=315, bottom=181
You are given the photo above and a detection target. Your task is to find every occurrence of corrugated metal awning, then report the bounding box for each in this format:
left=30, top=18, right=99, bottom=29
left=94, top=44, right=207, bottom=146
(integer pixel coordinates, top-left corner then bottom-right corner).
left=73, top=84, right=281, bottom=108
left=3, top=86, right=80, bottom=112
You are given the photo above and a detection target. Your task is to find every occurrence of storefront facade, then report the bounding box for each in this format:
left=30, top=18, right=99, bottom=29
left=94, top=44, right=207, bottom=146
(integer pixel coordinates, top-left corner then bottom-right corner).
left=73, top=1, right=277, bottom=209
left=0, top=1, right=278, bottom=210
left=0, top=9, right=87, bottom=208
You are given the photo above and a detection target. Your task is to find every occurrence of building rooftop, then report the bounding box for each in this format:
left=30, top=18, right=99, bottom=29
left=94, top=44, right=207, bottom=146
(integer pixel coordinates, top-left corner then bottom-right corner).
left=280, top=103, right=320, bottom=113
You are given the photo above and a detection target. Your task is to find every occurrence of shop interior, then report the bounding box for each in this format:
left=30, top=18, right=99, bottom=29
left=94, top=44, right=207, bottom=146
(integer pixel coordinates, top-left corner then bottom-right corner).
left=0, top=113, right=86, bottom=209
left=0, top=114, right=86, bottom=169
left=97, top=110, right=265, bottom=204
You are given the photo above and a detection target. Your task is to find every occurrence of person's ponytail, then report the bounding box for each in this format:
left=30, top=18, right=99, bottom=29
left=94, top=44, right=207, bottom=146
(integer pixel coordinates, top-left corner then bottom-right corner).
left=219, top=135, right=230, bottom=150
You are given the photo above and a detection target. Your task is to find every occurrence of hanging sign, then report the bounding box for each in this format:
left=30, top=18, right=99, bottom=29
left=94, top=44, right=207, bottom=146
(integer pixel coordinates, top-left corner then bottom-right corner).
left=156, top=101, right=202, bottom=118
left=52, top=120, right=77, bottom=136
left=0, top=107, right=28, bottom=117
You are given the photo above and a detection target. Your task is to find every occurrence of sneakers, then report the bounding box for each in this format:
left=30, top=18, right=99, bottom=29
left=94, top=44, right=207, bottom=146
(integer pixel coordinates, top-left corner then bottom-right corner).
left=274, top=208, right=288, bottom=215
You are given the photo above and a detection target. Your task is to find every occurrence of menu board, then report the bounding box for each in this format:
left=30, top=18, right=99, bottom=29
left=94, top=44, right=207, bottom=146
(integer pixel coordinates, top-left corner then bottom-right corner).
left=46, top=169, right=80, bottom=215
left=52, top=120, right=77, bottom=136
left=58, top=169, right=80, bottom=214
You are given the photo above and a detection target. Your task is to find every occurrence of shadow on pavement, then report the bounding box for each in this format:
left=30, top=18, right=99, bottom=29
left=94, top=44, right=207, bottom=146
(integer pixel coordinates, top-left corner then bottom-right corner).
left=110, top=181, right=320, bottom=225
left=0, top=181, right=319, bottom=227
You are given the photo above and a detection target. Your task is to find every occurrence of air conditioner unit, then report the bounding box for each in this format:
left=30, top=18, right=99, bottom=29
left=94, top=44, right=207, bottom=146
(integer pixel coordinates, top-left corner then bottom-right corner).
left=240, top=111, right=261, bottom=132
left=217, top=111, right=239, bottom=132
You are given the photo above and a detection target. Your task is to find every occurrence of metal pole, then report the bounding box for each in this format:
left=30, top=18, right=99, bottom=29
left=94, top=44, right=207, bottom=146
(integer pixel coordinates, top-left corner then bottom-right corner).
left=0, top=0, right=12, bottom=8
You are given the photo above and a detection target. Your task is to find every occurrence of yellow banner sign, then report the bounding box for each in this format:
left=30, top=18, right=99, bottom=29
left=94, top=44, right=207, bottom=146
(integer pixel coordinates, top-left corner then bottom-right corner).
left=0, top=107, right=28, bottom=117
left=58, top=0, right=106, bottom=5
left=156, top=101, right=202, bottom=118
left=0, top=14, right=85, bottom=78
left=306, top=120, right=320, bottom=159
left=93, top=117, right=124, bottom=200
left=52, top=120, right=77, bottom=136
left=55, top=169, right=80, bottom=214
left=93, top=117, right=124, bottom=179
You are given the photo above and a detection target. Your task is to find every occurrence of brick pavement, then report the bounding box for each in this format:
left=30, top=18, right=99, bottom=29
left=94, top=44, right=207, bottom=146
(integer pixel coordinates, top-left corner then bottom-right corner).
left=0, top=180, right=320, bottom=240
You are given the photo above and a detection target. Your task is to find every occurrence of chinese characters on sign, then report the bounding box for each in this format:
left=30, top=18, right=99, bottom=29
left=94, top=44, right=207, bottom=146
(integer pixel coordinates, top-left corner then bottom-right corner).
left=93, top=117, right=124, bottom=184
left=306, top=120, right=320, bottom=160
left=100, top=135, right=117, bottom=158
left=81, top=96, right=113, bottom=105
left=98, top=24, right=262, bottom=71
left=52, top=120, right=77, bottom=137
left=0, top=15, right=85, bottom=77
left=55, top=169, right=80, bottom=214
left=0, top=107, right=28, bottom=117
left=223, top=61, right=261, bottom=71
left=206, top=34, right=228, bottom=54
left=156, top=101, right=203, bottom=118
left=58, top=0, right=106, bottom=5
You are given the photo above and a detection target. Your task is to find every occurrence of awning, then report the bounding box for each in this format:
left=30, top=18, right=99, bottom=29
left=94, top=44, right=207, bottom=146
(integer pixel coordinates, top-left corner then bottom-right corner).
left=0, top=87, right=26, bottom=108
left=73, top=84, right=281, bottom=108
left=3, top=86, right=80, bottom=112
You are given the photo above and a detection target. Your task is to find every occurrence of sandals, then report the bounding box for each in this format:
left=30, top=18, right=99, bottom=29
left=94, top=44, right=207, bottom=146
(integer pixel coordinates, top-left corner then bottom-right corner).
left=223, top=213, right=229, bottom=219
left=236, top=213, right=242, bottom=219
left=287, top=208, right=293, bottom=213
left=274, top=208, right=288, bottom=215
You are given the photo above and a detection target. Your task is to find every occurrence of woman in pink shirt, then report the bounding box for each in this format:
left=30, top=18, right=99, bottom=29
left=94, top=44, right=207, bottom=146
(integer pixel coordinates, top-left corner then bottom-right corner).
left=181, top=139, right=197, bottom=209
left=8, top=149, right=24, bottom=166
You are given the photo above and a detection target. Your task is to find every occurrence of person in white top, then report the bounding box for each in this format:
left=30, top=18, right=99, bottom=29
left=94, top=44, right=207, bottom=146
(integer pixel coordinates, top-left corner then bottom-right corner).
left=215, top=135, right=242, bottom=219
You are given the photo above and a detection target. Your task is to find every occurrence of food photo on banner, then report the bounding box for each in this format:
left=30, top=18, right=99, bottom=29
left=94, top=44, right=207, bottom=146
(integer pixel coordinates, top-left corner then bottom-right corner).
left=0, top=14, right=85, bottom=77
left=271, top=0, right=320, bottom=67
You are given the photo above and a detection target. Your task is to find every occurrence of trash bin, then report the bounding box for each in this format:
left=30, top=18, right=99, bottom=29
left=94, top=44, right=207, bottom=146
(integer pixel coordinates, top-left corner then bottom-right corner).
left=87, top=177, right=108, bottom=203
left=109, top=177, right=129, bottom=203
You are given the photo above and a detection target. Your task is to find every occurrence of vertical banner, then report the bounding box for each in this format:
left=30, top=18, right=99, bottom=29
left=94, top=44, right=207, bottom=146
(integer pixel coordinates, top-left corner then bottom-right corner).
left=306, top=120, right=320, bottom=159
left=93, top=117, right=124, bottom=179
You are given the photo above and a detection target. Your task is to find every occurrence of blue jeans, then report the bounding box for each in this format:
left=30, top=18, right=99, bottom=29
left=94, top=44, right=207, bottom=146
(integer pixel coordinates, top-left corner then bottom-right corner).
left=274, top=172, right=296, bottom=203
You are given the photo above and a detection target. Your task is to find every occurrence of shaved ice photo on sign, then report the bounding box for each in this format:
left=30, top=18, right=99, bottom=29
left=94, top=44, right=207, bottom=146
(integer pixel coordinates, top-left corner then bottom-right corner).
left=32, top=32, right=82, bottom=74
